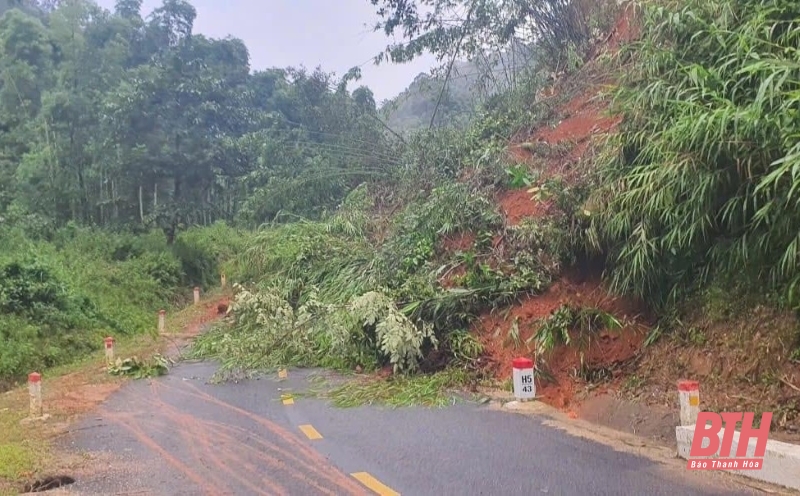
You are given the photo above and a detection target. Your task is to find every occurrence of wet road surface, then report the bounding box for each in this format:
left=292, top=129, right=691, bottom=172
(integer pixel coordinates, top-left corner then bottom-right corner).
left=60, top=361, right=763, bottom=496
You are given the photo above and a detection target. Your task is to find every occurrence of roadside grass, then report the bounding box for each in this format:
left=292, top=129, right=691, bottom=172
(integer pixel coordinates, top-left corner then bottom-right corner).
left=0, top=289, right=228, bottom=495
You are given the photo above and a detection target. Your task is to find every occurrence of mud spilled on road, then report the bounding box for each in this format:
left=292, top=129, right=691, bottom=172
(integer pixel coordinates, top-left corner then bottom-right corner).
left=89, top=370, right=369, bottom=496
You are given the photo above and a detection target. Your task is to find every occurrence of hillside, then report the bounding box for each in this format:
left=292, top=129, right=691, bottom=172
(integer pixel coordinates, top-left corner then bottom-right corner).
left=381, top=47, right=538, bottom=132
left=381, top=60, right=483, bottom=132
left=474, top=6, right=800, bottom=440
left=2, top=2, right=800, bottom=489
left=191, top=0, right=800, bottom=441
left=480, top=2, right=799, bottom=440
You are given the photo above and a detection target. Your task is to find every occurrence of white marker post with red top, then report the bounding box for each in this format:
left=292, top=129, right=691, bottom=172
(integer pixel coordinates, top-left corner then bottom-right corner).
left=104, top=336, right=115, bottom=365
left=678, top=379, right=700, bottom=426
left=28, top=372, right=42, bottom=418
left=512, top=357, right=536, bottom=401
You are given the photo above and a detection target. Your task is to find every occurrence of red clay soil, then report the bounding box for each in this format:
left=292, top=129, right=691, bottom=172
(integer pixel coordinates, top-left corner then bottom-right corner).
left=477, top=6, right=650, bottom=413
left=183, top=297, right=231, bottom=338
left=506, top=6, right=636, bottom=184
left=436, top=232, right=475, bottom=288
left=506, top=144, right=533, bottom=165
left=533, top=98, right=621, bottom=146
left=506, top=88, right=621, bottom=189
left=471, top=275, right=649, bottom=411
left=606, top=3, right=640, bottom=52
left=498, top=189, right=552, bottom=226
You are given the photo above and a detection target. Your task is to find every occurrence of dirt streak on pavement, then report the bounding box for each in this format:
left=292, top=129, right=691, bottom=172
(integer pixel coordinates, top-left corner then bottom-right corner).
left=92, top=361, right=367, bottom=495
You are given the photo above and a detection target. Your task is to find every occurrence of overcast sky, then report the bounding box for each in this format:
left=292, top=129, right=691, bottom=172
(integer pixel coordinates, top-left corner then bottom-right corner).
left=93, top=0, right=437, bottom=103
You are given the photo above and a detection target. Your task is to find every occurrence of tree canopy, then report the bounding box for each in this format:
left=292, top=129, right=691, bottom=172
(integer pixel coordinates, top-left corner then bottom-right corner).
left=0, top=0, right=392, bottom=240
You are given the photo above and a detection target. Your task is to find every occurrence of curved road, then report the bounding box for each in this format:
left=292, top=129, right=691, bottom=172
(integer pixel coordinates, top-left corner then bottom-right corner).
left=59, top=361, right=766, bottom=496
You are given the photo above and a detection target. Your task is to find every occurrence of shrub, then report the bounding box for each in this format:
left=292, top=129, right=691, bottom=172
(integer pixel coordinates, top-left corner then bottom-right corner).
left=589, top=0, right=800, bottom=309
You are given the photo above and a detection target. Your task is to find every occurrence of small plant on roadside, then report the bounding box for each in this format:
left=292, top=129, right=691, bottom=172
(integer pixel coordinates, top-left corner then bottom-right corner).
left=107, top=355, right=170, bottom=379
left=527, top=304, right=622, bottom=358
left=504, top=317, right=525, bottom=350
left=447, top=330, right=484, bottom=367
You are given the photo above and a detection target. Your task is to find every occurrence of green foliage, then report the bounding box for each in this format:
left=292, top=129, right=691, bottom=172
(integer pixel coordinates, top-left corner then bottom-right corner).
left=171, top=223, right=247, bottom=289
left=447, top=330, right=485, bottom=367
left=381, top=182, right=501, bottom=280
left=0, top=0, right=632, bottom=393
left=589, top=0, right=800, bottom=310
left=192, top=284, right=438, bottom=377
left=528, top=304, right=622, bottom=356
left=107, top=355, right=170, bottom=379
left=368, top=0, right=617, bottom=73
left=505, top=166, right=535, bottom=189
left=0, top=441, right=37, bottom=481
left=324, top=184, right=374, bottom=238
left=0, top=223, right=243, bottom=387
left=324, top=367, right=473, bottom=408
left=236, top=220, right=379, bottom=305
left=0, top=2, right=393, bottom=234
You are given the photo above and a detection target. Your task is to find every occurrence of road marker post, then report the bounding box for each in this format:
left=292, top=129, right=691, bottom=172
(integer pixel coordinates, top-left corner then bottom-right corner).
left=193, top=286, right=200, bottom=305
left=512, top=357, right=535, bottom=402
left=221, top=273, right=227, bottom=288
left=28, top=372, right=42, bottom=418
left=158, top=309, right=166, bottom=333
left=104, top=336, right=115, bottom=365
left=678, top=379, right=700, bottom=427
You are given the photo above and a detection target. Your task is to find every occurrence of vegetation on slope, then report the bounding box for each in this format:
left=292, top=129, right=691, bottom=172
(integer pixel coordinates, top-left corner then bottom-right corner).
left=590, top=0, right=800, bottom=312
left=0, top=0, right=385, bottom=387
left=193, top=0, right=620, bottom=386
left=198, top=0, right=799, bottom=420
left=2, top=0, right=798, bottom=424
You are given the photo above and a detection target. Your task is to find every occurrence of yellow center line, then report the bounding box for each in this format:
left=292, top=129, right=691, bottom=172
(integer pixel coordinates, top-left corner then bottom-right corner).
left=351, top=472, right=400, bottom=496
left=281, top=394, right=294, bottom=405
left=298, top=424, right=322, bottom=440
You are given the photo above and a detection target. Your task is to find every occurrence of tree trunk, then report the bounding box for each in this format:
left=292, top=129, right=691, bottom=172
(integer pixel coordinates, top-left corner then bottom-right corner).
left=99, top=175, right=104, bottom=224
left=112, top=179, right=118, bottom=220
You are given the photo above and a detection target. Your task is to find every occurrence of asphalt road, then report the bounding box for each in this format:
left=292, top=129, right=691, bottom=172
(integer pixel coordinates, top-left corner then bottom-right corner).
left=58, top=361, right=762, bottom=496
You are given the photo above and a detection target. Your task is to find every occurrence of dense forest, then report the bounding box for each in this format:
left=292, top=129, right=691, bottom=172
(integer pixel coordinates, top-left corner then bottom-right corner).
left=1, top=0, right=799, bottom=429
left=0, top=0, right=394, bottom=233
left=0, top=0, right=400, bottom=385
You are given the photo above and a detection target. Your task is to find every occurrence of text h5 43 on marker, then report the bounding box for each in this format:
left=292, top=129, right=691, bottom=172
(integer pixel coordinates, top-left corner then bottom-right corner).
left=687, top=411, right=772, bottom=470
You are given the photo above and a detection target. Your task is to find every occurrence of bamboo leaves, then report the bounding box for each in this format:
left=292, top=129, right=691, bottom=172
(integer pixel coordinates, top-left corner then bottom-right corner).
left=591, top=0, right=800, bottom=308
